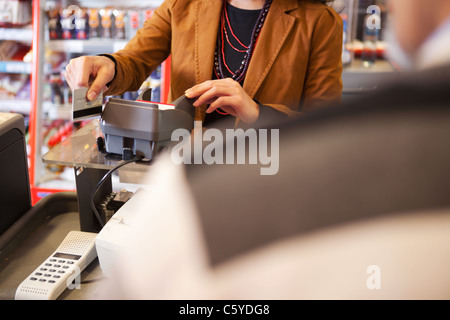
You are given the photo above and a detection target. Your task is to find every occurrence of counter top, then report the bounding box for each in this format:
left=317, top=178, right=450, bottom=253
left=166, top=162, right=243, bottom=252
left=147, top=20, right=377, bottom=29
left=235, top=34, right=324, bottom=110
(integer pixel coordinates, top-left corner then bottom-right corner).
left=0, top=193, right=107, bottom=300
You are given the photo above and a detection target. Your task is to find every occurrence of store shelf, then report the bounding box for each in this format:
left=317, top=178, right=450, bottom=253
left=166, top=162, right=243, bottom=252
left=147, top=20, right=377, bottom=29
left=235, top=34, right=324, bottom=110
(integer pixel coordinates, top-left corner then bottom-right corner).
left=0, top=61, right=32, bottom=74
left=0, top=27, right=33, bottom=43
left=47, top=39, right=128, bottom=54
left=74, top=0, right=163, bottom=8
left=43, top=102, right=72, bottom=120
left=0, top=99, right=31, bottom=114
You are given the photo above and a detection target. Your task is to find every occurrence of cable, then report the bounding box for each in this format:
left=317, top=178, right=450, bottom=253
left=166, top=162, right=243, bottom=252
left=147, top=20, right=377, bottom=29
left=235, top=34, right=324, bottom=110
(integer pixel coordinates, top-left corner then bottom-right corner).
left=90, top=155, right=144, bottom=228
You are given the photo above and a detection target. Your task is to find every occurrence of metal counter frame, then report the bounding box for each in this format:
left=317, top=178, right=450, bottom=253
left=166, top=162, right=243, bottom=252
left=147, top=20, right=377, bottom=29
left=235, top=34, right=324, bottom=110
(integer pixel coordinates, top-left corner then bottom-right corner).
left=42, top=120, right=150, bottom=232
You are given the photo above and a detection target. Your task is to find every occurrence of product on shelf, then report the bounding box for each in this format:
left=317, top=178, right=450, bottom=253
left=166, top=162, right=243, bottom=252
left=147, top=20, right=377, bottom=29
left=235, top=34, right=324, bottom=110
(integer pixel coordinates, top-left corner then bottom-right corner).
left=48, top=6, right=61, bottom=40
left=15, top=76, right=30, bottom=100
left=113, top=9, right=126, bottom=40
left=341, top=15, right=352, bottom=66
left=88, top=9, right=100, bottom=38
left=60, top=7, right=75, bottom=39
left=74, top=8, right=89, bottom=40
left=0, top=41, right=19, bottom=60
left=47, top=6, right=156, bottom=41
left=49, top=72, right=64, bottom=105
left=46, top=120, right=73, bottom=148
left=361, top=10, right=380, bottom=67
left=143, top=9, right=154, bottom=21
left=127, top=9, right=141, bottom=39
left=0, top=73, right=29, bottom=99
left=44, top=51, right=68, bottom=106
left=99, top=8, right=113, bottom=39
left=0, top=0, right=32, bottom=27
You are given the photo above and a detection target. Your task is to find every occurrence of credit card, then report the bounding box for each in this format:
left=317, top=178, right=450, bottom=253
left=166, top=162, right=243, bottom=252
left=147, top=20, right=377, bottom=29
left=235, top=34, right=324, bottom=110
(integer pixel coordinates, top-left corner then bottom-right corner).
left=72, top=88, right=103, bottom=121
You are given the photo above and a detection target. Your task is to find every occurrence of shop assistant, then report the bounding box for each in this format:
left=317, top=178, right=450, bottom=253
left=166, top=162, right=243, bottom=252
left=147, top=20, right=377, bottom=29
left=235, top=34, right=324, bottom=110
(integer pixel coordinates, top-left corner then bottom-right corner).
left=65, top=0, right=343, bottom=127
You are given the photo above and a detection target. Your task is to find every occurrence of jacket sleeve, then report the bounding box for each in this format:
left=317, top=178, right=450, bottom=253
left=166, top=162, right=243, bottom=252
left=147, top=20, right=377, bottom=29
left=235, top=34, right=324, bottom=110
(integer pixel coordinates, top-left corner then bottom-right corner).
left=301, top=7, right=343, bottom=111
left=105, top=0, right=174, bottom=96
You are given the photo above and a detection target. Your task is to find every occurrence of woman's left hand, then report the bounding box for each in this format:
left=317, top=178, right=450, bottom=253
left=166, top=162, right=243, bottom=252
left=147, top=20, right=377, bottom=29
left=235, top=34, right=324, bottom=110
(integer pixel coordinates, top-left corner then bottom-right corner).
left=185, top=78, right=260, bottom=124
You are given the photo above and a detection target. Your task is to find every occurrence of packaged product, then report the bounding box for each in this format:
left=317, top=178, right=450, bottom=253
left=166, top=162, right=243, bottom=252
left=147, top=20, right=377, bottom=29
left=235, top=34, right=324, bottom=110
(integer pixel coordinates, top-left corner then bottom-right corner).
left=88, top=9, right=101, bottom=38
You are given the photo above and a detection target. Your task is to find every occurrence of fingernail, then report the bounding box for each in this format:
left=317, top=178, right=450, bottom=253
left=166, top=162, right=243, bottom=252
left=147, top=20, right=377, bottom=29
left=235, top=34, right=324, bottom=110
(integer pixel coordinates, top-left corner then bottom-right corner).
left=87, top=91, right=97, bottom=101
left=185, top=89, right=192, bottom=97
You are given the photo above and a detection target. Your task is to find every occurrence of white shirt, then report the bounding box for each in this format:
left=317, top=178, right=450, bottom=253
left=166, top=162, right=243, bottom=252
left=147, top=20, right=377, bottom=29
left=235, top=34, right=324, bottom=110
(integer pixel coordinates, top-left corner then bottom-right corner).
left=416, top=17, right=450, bottom=70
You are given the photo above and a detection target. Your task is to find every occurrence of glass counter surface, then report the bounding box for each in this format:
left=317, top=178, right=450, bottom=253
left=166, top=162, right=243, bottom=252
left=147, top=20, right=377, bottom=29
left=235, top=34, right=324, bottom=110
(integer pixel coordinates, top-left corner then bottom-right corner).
left=42, top=119, right=151, bottom=233
left=42, top=119, right=150, bottom=173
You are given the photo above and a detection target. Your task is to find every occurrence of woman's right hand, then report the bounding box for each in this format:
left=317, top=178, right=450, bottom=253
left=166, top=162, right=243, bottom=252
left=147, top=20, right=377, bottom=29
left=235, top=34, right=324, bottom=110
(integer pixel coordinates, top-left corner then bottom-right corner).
left=64, top=55, right=116, bottom=101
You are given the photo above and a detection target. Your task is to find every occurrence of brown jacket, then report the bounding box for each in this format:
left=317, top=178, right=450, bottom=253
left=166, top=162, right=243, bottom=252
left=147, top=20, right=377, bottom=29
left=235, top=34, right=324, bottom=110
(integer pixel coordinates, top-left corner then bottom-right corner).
left=107, top=0, right=343, bottom=122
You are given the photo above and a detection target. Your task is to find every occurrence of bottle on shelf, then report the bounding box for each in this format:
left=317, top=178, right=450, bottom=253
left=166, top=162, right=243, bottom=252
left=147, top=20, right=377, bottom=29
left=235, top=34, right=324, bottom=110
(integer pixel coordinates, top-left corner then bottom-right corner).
left=361, top=6, right=381, bottom=67
left=47, top=2, right=156, bottom=42
left=332, top=0, right=357, bottom=67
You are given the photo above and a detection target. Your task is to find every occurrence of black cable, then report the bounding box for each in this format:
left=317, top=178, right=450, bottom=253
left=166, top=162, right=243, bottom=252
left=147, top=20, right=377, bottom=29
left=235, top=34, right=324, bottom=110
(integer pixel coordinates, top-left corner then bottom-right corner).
left=90, top=156, right=144, bottom=228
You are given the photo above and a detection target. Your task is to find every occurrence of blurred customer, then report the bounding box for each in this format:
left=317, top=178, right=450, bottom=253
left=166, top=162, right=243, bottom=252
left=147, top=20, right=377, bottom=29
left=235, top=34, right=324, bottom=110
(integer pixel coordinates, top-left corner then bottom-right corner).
left=386, top=0, right=450, bottom=70
left=99, top=0, right=450, bottom=300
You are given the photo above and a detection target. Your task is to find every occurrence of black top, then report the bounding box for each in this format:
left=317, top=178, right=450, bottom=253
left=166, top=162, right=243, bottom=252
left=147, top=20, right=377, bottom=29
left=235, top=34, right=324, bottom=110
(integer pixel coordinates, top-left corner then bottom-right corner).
left=219, top=3, right=261, bottom=78
left=204, top=4, right=260, bottom=127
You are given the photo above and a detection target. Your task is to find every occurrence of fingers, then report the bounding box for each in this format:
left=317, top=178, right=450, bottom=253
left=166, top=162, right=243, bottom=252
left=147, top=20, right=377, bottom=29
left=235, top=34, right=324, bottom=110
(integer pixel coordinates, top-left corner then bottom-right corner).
left=184, top=78, right=260, bottom=124
left=65, top=56, right=92, bottom=90
left=206, top=96, right=237, bottom=116
left=186, top=78, right=238, bottom=105
left=65, top=56, right=115, bottom=101
left=207, top=91, right=259, bottom=124
left=195, top=84, right=239, bottom=107
left=184, top=80, right=214, bottom=99
left=88, top=67, right=113, bottom=100
left=185, top=78, right=236, bottom=99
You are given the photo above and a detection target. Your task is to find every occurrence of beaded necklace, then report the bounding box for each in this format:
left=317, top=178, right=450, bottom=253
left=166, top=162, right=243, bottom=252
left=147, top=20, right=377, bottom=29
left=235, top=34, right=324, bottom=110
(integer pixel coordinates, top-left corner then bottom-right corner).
left=214, top=0, right=272, bottom=84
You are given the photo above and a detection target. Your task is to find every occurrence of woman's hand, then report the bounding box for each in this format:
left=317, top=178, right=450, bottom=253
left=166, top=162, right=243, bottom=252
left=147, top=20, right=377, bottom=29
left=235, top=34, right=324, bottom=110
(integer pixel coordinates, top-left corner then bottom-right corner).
left=185, top=78, right=260, bottom=124
left=65, top=55, right=116, bottom=101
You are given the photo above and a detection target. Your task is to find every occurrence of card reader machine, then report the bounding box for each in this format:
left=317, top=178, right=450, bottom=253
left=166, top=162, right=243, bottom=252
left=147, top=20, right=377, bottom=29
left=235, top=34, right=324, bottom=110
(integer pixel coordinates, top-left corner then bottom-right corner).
left=99, top=94, right=195, bottom=160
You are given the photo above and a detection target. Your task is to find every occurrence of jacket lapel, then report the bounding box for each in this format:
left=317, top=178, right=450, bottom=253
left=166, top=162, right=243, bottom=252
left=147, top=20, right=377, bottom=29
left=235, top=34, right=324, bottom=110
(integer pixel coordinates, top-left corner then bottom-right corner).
left=193, top=0, right=298, bottom=120
left=243, top=0, right=298, bottom=98
left=195, top=0, right=222, bottom=84
left=194, top=0, right=222, bottom=120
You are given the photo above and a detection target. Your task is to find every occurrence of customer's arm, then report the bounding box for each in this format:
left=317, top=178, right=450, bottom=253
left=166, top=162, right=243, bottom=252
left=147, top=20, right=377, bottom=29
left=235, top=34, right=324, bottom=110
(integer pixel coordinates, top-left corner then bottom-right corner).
left=65, top=0, right=174, bottom=100
left=106, top=1, right=173, bottom=95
